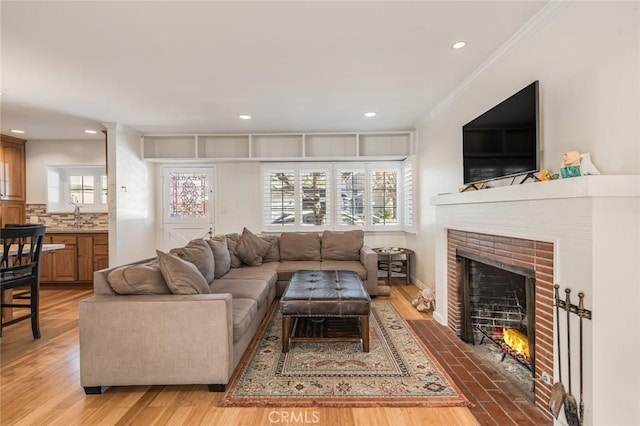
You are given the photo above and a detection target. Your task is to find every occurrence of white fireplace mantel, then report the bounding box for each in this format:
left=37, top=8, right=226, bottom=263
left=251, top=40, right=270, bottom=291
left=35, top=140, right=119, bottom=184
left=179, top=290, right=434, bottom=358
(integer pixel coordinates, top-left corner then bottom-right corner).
left=432, top=175, right=639, bottom=206
left=431, top=174, right=640, bottom=426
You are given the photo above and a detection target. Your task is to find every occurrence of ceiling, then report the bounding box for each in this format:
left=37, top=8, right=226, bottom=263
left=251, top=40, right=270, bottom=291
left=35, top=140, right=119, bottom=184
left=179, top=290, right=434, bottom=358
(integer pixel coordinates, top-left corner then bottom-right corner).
left=1, top=1, right=546, bottom=141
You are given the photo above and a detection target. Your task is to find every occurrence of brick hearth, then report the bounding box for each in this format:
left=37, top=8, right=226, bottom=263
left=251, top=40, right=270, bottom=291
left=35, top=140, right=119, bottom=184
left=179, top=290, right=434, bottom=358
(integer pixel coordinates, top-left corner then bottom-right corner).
left=447, top=230, right=554, bottom=419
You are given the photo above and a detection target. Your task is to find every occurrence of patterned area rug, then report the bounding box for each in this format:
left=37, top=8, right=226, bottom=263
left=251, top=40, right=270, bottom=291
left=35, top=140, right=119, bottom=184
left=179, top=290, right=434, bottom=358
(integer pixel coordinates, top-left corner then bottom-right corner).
left=219, top=301, right=471, bottom=407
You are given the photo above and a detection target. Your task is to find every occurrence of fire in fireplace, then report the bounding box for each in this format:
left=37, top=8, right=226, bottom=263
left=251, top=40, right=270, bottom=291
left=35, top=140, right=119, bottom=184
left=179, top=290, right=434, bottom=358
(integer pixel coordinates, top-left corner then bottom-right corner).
left=457, top=249, right=536, bottom=373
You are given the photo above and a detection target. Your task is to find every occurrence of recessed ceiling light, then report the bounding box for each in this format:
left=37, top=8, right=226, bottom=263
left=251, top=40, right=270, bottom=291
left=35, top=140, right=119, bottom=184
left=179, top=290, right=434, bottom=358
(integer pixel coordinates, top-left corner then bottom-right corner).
left=10, top=129, right=25, bottom=134
left=364, top=112, right=377, bottom=118
left=84, top=130, right=98, bottom=134
left=452, top=41, right=466, bottom=49
left=238, top=114, right=252, bottom=120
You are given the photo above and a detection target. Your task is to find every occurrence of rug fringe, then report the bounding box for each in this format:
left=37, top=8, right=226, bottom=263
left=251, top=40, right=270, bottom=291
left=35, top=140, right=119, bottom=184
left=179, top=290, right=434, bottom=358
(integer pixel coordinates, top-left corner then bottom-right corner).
left=218, top=397, right=474, bottom=408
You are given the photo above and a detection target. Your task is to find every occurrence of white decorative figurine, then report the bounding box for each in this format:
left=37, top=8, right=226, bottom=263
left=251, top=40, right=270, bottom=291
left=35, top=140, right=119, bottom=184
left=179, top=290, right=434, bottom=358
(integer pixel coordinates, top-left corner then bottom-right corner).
left=411, top=288, right=435, bottom=312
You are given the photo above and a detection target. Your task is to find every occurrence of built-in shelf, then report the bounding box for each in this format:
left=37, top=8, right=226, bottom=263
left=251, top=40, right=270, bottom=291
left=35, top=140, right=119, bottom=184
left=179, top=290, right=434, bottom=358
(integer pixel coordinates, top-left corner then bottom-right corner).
left=141, top=131, right=413, bottom=162
left=197, top=135, right=249, bottom=159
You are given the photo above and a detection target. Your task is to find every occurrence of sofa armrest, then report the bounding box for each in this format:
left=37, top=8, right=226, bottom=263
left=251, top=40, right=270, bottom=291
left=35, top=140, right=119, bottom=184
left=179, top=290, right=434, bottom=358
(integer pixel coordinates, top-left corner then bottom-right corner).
left=360, top=246, right=378, bottom=296
left=79, top=293, right=234, bottom=388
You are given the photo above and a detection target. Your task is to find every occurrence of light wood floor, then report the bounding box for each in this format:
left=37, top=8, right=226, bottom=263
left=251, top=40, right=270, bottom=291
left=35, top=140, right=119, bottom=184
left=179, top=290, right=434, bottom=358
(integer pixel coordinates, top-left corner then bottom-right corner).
left=1, top=285, right=478, bottom=426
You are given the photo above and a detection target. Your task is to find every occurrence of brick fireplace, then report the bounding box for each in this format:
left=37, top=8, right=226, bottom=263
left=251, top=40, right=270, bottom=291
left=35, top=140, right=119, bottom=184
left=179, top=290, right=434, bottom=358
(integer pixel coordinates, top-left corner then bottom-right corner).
left=447, top=229, right=554, bottom=416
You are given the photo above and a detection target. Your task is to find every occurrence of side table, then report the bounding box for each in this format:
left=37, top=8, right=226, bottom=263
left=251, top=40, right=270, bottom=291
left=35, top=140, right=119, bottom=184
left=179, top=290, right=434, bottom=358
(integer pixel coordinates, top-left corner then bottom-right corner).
left=372, top=247, right=414, bottom=286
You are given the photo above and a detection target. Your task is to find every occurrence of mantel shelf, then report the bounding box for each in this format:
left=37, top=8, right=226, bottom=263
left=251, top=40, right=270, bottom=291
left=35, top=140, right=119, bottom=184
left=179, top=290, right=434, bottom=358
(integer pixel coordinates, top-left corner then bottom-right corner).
left=431, top=175, right=640, bottom=206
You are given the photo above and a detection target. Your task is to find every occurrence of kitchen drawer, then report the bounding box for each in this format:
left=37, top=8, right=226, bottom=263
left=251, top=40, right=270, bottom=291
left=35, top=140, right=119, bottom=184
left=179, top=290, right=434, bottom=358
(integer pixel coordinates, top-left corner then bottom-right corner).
left=93, top=235, right=108, bottom=245
left=94, top=244, right=109, bottom=255
left=51, top=235, right=77, bottom=245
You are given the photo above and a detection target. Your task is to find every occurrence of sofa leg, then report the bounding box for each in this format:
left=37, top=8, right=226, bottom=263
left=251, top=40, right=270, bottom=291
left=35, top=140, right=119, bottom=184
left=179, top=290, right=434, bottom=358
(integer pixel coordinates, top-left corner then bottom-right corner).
left=83, top=386, right=104, bottom=395
left=208, top=384, right=226, bottom=392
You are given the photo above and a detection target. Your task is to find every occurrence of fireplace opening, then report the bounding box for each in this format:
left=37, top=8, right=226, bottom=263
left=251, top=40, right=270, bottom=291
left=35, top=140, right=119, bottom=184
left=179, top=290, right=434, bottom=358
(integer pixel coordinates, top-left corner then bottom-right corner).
left=457, top=249, right=536, bottom=396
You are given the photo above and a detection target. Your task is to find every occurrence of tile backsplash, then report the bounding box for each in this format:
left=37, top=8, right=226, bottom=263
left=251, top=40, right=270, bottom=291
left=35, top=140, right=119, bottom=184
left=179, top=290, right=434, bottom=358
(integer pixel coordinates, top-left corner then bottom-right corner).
left=26, top=204, right=108, bottom=229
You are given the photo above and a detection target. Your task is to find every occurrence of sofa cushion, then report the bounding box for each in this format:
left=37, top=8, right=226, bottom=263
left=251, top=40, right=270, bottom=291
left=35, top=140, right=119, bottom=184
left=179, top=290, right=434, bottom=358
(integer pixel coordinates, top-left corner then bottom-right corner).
left=206, top=238, right=231, bottom=278
left=170, top=239, right=215, bottom=284
left=276, top=261, right=322, bottom=282
left=320, top=260, right=367, bottom=280
left=218, top=266, right=278, bottom=286
left=234, top=227, right=272, bottom=267
left=232, top=298, right=258, bottom=343
left=209, top=279, right=270, bottom=312
left=279, top=232, right=321, bottom=261
left=260, top=234, right=280, bottom=263
left=106, top=260, right=171, bottom=295
left=156, top=250, right=211, bottom=295
left=321, top=230, right=364, bottom=261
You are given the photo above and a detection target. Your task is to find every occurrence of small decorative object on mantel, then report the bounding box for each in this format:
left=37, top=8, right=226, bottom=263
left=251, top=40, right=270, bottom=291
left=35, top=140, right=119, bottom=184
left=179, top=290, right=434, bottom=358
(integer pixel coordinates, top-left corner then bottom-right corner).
left=560, top=150, right=582, bottom=178
left=560, top=150, right=601, bottom=179
left=411, top=288, right=435, bottom=312
left=540, top=169, right=560, bottom=181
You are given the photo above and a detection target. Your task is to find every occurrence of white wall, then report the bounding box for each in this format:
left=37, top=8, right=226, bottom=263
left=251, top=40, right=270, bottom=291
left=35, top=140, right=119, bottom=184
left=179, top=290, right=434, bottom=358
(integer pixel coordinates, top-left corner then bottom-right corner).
left=106, top=123, right=156, bottom=265
left=413, top=1, right=640, bottom=290
left=25, top=139, right=105, bottom=203
left=214, top=162, right=263, bottom=234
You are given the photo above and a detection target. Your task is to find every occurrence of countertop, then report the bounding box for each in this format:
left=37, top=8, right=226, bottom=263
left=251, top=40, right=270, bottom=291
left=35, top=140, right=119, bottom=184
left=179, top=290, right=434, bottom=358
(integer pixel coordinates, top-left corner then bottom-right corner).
left=45, top=228, right=108, bottom=234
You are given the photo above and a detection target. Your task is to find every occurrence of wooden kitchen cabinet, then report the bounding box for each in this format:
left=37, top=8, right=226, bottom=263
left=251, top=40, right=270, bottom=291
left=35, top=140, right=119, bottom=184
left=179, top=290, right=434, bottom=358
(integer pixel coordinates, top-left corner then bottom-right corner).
left=93, top=235, right=109, bottom=272
left=51, top=235, right=78, bottom=282
left=1, top=201, right=26, bottom=227
left=41, top=232, right=109, bottom=285
left=0, top=134, right=26, bottom=226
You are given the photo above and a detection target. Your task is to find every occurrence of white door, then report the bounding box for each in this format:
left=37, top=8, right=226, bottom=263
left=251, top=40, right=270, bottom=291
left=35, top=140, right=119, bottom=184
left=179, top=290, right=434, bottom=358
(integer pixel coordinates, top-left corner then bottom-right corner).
left=160, top=167, right=215, bottom=251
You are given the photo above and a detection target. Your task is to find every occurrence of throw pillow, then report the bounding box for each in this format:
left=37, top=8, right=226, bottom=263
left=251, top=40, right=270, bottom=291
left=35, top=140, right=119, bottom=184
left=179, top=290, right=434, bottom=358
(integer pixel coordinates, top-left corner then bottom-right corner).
left=321, top=230, right=364, bottom=261
left=224, top=233, right=243, bottom=268
left=170, top=239, right=215, bottom=284
left=260, top=234, right=280, bottom=263
left=279, top=232, right=321, bottom=261
left=235, top=227, right=272, bottom=266
left=207, top=237, right=231, bottom=278
left=106, top=260, right=171, bottom=295
left=156, top=250, right=211, bottom=295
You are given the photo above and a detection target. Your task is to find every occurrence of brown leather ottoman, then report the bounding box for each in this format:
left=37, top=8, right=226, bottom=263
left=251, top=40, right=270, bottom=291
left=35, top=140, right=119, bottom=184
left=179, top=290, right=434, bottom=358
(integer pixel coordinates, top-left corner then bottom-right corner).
left=280, top=270, right=371, bottom=352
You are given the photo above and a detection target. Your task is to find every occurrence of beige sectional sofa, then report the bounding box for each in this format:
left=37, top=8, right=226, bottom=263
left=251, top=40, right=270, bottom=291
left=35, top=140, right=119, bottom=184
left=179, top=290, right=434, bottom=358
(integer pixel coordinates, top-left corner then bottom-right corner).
left=79, top=229, right=378, bottom=394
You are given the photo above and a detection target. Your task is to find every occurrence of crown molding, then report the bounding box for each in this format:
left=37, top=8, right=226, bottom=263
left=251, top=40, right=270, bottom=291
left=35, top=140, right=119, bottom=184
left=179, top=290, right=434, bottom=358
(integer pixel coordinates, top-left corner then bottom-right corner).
left=418, top=0, right=573, bottom=128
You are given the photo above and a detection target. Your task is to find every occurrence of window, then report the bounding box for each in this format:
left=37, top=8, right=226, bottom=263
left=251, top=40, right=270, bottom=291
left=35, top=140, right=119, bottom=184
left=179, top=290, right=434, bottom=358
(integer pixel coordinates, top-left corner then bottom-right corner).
left=299, top=167, right=330, bottom=226
left=262, top=161, right=412, bottom=232
left=370, top=168, right=398, bottom=227
left=47, top=166, right=107, bottom=213
left=336, top=169, right=366, bottom=226
left=69, top=175, right=95, bottom=204
left=262, top=169, right=296, bottom=227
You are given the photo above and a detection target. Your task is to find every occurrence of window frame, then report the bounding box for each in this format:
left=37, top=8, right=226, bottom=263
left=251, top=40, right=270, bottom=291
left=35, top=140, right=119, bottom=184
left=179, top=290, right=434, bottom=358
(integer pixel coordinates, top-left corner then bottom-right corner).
left=262, top=161, right=409, bottom=232
left=46, top=165, right=108, bottom=213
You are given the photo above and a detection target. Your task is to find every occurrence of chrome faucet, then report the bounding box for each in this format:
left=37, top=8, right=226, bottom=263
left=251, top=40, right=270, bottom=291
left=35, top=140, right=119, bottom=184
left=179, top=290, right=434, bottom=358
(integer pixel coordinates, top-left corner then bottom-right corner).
left=73, top=203, right=81, bottom=228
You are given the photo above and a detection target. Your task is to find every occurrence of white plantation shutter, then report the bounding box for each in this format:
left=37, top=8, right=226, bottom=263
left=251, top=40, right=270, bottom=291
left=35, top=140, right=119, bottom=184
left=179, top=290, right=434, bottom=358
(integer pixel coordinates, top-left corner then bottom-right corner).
left=403, top=157, right=415, bottom=232
left=369, top=163, right=401, bottom=231
left=298, top=166, right=331, bottom=228
left=334, top=166, right=366, bottom=228
left=262, top=165, right=296, bottom=230
left=261, top=161, right=407, bottom=231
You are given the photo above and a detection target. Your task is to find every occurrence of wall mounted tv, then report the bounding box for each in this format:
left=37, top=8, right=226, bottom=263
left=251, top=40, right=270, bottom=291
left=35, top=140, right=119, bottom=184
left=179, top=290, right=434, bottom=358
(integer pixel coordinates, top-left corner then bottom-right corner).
left=462, top=81, right=539, bottom=185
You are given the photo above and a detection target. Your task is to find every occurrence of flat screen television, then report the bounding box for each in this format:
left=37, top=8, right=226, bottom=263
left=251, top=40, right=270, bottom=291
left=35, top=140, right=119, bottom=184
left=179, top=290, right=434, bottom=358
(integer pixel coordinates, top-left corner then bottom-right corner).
left=462, top=81, right=539, bottom=185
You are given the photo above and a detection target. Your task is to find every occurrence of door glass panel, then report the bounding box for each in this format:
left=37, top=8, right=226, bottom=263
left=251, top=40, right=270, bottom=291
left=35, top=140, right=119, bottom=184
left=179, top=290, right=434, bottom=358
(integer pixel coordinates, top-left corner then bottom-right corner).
left=168, top=172, right=209, bottom=219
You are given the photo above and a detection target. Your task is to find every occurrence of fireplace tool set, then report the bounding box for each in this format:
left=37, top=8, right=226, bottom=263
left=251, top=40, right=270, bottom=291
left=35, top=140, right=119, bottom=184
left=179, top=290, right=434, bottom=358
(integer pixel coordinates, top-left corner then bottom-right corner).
left=549, top=284, right=592, bottom=426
